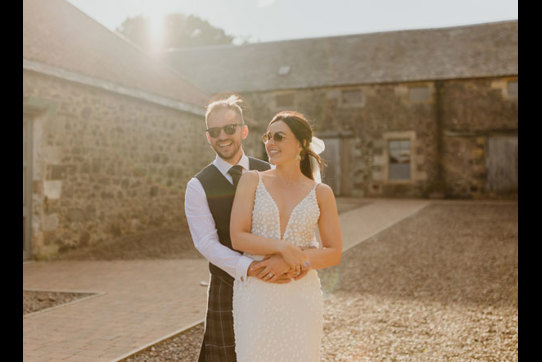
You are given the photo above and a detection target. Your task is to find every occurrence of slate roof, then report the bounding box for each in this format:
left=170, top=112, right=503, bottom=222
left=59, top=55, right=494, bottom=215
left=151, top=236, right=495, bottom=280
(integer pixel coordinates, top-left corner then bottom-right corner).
left=164, top=20, right=518, bottom=94
left=23, top=0, right=209, bottom=108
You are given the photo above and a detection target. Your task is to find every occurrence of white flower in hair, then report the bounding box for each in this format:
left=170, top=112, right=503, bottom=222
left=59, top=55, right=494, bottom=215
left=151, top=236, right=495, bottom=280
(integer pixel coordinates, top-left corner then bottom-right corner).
left=310, top=137, right=325, bottom=155
left=309, top=137, right=325, bottom=183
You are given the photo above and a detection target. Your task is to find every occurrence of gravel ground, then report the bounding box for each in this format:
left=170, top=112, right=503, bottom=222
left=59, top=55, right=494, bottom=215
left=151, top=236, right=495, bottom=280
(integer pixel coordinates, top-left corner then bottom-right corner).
left=23, top=200, right=518, bottom=361
left=23, top=290, right=95, bottom=315
left=122, top=201, right=518, bottom=361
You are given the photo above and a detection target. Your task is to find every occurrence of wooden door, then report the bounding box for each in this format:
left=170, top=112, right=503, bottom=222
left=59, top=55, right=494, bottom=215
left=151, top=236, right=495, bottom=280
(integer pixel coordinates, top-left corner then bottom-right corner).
left=486, top=136, right=518, bottom=193
left=320, top=138, right=341, bottom=195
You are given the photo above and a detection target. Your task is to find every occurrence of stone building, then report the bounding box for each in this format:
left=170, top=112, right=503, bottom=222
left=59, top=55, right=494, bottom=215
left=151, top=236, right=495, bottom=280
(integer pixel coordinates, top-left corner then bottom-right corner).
left=23, top=0, right=214, bottom=260
left=164, top=21, right=518, bottom=199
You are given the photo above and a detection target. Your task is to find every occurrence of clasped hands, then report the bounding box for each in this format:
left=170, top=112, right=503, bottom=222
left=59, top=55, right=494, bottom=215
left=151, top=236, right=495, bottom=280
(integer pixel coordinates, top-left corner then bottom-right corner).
left=247, top=253, right=310, bottom=284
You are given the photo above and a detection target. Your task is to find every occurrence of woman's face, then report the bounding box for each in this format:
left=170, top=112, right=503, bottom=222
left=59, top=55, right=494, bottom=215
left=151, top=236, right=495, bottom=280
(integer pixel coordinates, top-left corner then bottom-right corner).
left=264, top=120, right=302, bottom=165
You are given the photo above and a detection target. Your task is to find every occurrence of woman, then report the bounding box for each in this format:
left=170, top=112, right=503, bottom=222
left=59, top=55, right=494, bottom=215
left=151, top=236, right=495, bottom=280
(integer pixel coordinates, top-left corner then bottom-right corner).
left=230, top=111, right=342, bottom=361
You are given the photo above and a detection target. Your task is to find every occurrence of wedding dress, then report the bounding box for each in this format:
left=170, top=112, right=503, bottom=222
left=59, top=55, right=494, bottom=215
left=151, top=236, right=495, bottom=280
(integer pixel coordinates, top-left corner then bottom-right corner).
left=233, top=172, right=323, bottom=362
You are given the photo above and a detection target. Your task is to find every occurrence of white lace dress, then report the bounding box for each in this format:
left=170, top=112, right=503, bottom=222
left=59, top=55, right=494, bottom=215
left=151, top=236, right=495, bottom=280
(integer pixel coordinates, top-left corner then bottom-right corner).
left=233, top=172, right=323, bottom=362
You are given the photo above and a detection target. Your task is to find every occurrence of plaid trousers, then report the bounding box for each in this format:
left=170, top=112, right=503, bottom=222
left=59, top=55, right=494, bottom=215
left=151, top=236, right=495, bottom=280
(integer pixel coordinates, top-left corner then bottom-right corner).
left=198, top=273, right=237, bottom=362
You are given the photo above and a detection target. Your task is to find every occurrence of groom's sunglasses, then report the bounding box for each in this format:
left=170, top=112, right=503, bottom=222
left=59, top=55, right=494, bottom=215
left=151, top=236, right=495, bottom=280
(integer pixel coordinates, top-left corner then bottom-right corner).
left=206, top=123, right=243, bottom=138
left=262, top=132, right=286, bottom=143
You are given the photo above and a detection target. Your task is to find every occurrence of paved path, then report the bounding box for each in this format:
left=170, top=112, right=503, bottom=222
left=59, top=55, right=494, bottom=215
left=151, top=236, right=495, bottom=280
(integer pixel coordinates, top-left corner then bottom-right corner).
left=23, top=198, right=430, bottom=362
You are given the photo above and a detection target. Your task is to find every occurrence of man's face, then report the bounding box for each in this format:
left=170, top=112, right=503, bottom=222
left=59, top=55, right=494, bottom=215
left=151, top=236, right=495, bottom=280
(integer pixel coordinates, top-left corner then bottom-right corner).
left=206, top=108, right=248, bottom=163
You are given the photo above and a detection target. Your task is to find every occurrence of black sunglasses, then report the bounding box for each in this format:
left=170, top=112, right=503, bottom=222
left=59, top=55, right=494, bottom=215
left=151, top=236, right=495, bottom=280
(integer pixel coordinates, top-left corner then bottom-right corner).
left=206, top=123, right=243, bottom=138
left=262, top=132, right=286, bottom=143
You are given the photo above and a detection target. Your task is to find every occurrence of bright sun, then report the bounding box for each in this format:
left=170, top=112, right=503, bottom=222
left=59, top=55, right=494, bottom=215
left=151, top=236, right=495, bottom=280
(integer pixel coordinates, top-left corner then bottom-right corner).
left=148, top=13, right=165, bottom=49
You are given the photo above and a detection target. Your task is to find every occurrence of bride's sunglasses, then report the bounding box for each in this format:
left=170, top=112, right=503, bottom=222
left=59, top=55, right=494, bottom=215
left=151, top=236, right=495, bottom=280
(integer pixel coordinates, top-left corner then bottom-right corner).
left=206, top=123, right=243, bottom=138
left=262, top=131, right=286, bottom=143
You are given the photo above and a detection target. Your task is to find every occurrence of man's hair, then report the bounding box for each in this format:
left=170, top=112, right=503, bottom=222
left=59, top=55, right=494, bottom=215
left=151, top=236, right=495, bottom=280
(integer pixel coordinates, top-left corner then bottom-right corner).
left=205, top=95, right=245, bottom=126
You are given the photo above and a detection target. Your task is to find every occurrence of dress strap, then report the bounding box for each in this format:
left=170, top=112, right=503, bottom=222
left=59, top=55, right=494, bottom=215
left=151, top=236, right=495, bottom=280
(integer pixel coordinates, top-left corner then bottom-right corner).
left=312, top=182, right=320, bottom=205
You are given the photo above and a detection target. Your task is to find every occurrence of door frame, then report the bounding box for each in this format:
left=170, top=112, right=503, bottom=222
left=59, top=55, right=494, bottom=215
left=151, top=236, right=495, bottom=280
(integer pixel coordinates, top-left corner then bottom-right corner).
left=23, top=113, right=33, bottom=260
left=22, top=97, right=57, bottom=260
left=316, top=130, right=354, bottom=196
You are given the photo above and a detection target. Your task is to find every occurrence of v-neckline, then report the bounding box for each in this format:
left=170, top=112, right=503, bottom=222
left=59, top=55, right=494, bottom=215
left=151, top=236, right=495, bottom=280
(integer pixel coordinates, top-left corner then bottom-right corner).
left=259, top=175, right=316, bottom=240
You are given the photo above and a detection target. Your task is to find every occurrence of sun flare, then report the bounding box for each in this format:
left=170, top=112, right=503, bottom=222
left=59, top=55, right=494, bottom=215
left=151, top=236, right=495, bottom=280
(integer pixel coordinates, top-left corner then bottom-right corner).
left=149, top=14, right=164, bottom=40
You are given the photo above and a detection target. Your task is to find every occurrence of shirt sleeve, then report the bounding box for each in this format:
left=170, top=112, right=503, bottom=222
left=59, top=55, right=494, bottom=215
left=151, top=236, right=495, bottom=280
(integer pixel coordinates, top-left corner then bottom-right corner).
left=184, top=177, right=254, bottom=282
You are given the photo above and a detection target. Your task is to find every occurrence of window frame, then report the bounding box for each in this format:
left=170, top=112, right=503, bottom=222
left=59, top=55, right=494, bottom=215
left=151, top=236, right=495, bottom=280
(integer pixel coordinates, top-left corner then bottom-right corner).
left=382, top=131, right=416, bottom=184
left=388, top=139, right=412, bottom=181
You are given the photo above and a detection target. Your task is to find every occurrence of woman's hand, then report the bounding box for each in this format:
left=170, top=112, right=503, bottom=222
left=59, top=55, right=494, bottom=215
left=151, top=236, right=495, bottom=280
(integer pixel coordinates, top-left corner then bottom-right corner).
left=279, top=242, right=309, bottom=271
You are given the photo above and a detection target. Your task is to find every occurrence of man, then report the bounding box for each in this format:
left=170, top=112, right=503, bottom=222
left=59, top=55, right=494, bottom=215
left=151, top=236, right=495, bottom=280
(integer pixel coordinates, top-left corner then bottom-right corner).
left=185, top=95, right=295, bottom=361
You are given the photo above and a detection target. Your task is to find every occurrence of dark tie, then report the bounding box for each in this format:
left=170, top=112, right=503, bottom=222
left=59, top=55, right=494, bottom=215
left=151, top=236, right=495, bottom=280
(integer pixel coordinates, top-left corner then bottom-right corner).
left=228, top=165, right=243, bottom=188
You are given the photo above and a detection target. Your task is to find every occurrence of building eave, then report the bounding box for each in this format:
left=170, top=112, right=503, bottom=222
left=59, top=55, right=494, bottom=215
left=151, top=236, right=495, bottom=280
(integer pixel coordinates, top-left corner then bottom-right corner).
left=23, top=58, right=205, bottom=117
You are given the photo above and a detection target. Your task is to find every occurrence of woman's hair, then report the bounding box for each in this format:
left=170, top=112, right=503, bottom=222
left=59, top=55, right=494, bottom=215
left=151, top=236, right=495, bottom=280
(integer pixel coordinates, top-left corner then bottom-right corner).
left=267, top=111, right=324, bottom=180
left=205, top=95, right=245, bottom=126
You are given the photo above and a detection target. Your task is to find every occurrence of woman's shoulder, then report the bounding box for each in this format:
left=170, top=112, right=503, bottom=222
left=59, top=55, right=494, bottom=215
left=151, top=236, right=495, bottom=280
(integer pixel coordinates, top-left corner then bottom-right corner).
left=239, top=170, right=260, bottom=185
left=315, top=181, right=333, bottom=192
left=315, top=182, right=335, bottom=202
left=240, top=169, right=260, bottom=181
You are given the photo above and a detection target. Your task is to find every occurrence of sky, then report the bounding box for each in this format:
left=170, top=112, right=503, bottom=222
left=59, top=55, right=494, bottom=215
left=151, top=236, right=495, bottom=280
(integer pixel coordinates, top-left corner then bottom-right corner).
left=66, top=0, right=518, bottom=44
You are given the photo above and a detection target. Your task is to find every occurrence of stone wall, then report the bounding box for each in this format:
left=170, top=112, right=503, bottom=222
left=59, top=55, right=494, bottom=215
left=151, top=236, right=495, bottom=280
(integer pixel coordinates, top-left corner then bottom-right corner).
left=23, top=70, right=214, bottom=259
left=239, top=76, right=518, bottom=199
left=440, top=77, right=518, bottom=198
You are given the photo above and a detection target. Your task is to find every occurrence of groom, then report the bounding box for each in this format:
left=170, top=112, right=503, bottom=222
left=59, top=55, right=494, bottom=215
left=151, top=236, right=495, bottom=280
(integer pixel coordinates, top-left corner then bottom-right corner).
left=185, top=95, right=289, bottom=361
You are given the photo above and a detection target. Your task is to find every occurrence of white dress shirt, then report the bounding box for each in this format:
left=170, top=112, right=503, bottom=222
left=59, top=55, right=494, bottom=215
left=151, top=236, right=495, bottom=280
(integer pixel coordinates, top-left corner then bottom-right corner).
left=184, top=151, right=254, bottom=282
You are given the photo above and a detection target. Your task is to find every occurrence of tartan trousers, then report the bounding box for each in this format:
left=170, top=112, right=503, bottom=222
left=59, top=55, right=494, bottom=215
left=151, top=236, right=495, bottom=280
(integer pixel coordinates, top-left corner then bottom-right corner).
left=198, top=273, right=237, bottom=362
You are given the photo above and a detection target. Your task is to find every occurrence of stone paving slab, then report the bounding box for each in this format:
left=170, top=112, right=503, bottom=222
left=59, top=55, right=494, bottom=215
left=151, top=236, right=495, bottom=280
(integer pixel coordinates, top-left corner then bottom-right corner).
left=23, top=198, right=431, bottom=362
left=23, top=260, right=210, bottom=361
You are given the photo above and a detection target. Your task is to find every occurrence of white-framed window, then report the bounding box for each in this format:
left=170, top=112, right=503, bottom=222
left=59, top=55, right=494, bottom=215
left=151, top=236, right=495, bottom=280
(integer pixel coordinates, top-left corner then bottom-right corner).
left=377, top=130, right=416, bottom=183
left=388, top=139, right=411, bottom=181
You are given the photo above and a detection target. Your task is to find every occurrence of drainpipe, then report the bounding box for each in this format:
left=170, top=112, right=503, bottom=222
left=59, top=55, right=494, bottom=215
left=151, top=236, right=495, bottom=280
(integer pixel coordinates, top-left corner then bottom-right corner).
left=431, top=80, right=445, bottom=198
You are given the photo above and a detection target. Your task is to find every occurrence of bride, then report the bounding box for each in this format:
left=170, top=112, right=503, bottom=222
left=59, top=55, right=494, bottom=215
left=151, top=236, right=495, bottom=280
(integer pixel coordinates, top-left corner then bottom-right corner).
left=230, top=111, right=342, bottom=361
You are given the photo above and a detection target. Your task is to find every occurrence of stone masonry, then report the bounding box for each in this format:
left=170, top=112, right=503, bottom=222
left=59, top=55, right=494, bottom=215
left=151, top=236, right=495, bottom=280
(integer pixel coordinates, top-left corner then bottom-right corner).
left=240, top=76, right=518, bottom=199
left=24, top=71, right=215, bottom=259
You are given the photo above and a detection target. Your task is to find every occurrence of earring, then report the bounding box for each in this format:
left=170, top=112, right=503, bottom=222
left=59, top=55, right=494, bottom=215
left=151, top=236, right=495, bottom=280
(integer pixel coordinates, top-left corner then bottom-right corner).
left=296, top=154, right=301, bottom=160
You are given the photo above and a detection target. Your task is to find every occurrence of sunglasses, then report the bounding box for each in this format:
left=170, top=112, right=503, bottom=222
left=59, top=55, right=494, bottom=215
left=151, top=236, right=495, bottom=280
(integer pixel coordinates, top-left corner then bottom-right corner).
left=206, top=123, right=243, bottom=138
left=262, top=131, right=286, bottom=143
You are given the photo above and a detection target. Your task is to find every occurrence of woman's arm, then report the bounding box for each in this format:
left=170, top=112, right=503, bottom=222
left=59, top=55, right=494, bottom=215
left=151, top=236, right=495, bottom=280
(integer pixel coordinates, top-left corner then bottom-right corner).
left=230, top=171, right=308, bottom=268
left=302, top=183, right=342, bottom=270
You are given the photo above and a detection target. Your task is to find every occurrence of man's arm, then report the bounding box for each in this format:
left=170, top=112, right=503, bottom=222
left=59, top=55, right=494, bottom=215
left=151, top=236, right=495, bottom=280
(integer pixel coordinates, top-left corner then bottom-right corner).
left=184, top=177, right=254, bottom=282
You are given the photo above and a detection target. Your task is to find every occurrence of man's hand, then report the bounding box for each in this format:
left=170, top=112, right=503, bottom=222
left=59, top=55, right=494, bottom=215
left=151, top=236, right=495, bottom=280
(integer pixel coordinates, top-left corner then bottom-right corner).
left=248, top=255, right=292, bottom=283
left=247, top=255, right=311, bottom=283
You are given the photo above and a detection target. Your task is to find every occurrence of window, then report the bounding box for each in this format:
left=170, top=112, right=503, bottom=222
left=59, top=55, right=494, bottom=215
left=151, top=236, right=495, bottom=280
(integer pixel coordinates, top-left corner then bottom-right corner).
left=275, top=93, right=294, bottom=107
left=408, top=86, right=431, bottom=102
left=278, top=66, right=290, bottom=76
left=507, top=81, right=518, bottom=98
left=341, top=89, right=363, bottom=105
left=388, top=140, right=411, bottom=180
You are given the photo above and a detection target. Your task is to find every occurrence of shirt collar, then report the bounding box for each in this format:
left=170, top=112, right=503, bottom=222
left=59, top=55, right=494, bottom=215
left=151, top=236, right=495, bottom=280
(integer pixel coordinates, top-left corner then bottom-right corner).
left=213, top=150, right=250, bottom=177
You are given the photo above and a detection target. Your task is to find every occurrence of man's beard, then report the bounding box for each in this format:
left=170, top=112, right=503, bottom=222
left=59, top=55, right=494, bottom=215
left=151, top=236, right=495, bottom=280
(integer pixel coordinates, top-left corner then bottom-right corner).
left=212, top=142, right=241, bottom=161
